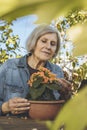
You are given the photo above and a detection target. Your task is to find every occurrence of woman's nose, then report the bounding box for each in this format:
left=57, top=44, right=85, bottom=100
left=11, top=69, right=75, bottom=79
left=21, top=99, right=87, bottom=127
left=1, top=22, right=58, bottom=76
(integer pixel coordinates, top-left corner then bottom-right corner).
left=46, top=42, right=51, bottom=49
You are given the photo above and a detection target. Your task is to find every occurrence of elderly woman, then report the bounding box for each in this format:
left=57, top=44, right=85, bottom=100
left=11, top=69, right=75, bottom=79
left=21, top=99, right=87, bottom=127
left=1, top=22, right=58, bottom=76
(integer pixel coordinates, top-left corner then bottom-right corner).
left=0, top=24, right=71, bottom=117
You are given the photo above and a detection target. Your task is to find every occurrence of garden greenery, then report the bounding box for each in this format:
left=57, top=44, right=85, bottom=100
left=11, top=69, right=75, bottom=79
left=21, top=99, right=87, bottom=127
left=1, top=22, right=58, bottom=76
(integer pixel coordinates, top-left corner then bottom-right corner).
left=48, top=9, right=87, bottom=130
left=0, top=21, right=21, bottom=64
left=52, top=9, right=87, bottom=93
left=0, top=9, right=87, bottom=130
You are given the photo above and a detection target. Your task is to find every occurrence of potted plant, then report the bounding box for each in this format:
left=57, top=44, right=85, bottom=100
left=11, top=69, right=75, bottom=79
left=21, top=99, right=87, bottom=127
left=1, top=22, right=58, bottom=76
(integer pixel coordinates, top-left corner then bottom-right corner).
left=26, top=67, right=72, bottom=120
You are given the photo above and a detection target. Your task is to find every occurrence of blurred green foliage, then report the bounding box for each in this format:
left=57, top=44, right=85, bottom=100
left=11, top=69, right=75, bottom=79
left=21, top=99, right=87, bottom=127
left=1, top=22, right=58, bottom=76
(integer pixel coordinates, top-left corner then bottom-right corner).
left=0, top=0, right=87, bottom=23
left=56, top=9, right=87, bottom=32
left=0, top=0, right=87, bottom=56
left=52, top=9, right=87, bottom=93
left=49, top=86, right=87, bottom=130
left=0, top=21, right=20, bottom=63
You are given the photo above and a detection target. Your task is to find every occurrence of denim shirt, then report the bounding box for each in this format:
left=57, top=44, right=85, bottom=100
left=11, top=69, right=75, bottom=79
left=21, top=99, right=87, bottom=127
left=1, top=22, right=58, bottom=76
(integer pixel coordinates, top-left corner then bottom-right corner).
left=0, top=54, right=64, bottom=116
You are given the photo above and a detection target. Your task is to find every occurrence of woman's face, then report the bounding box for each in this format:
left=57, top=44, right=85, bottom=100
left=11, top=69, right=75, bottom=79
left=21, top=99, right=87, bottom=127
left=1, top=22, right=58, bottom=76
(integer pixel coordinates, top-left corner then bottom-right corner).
left=33, top=33, right=58, bottom=61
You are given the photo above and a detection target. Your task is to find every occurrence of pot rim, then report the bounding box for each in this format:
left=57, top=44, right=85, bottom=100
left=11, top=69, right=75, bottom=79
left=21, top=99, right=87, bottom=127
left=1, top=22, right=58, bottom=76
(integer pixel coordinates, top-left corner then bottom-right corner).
left=28, top=100, right=65, bottom=104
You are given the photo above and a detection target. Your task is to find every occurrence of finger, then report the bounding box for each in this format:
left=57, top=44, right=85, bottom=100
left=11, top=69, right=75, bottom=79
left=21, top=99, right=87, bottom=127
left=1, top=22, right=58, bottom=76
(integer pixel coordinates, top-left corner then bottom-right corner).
left=15, top=102, right=30, bottom=108
left=11, top=110, right=26, bottom=115
left=13, top=97, right=29, bottom=103
left=58, top=78, right=72, bottom=89
left=60, top=78, right=72, bottom=86
left=14, top=106, right=30, bottom=111
left=57, top=78, right=71, bottom=85
left=8, top=99, right=30, bottom=112
left=57, top=78, right=67, bottom=87
left=57, top=78, right=64, bottom=84
left=61, top=79, right=73, bottom=90
left=15, top=110, right=26, bottom=114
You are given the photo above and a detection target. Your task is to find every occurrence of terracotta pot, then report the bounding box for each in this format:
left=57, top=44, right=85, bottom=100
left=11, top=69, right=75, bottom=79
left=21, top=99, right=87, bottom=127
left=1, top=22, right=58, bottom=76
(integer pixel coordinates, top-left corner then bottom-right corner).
left=28, top=100, right=65, bottom=120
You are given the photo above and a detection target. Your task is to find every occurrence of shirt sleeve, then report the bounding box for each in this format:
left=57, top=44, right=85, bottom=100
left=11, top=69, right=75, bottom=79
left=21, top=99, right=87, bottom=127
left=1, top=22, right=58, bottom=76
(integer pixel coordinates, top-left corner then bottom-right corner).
left=53, top=64, right=64, bottom=78
left=0, top=62, right=7, bottom=116
left=51, top=64, right=64, bottom=99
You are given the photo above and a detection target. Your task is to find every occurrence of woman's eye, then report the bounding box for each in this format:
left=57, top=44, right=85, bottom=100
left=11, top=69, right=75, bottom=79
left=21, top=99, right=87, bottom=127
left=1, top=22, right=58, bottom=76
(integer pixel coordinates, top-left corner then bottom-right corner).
left=51, top=42, right=56, bottom=46
left=42, top=40, right=47, bottom=43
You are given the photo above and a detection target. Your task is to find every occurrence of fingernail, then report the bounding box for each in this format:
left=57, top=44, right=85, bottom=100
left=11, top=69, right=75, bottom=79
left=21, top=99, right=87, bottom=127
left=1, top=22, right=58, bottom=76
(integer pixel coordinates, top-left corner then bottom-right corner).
left=27, top=107, right=30, bottom=109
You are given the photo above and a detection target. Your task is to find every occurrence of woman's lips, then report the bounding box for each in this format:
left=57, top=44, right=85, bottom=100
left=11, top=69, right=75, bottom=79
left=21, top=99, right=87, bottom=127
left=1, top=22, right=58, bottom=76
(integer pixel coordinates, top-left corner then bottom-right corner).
left=42, top=51, right=51, bottom=55
left=41, top=50, right=51, bottom=53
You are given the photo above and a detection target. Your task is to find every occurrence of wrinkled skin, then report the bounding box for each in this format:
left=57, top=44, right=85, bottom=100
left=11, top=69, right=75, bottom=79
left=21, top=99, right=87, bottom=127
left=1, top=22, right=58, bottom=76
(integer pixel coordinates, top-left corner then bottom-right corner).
left=57, top=78, right=73, bottom=100
left=2, top=97, right=30, bottom=115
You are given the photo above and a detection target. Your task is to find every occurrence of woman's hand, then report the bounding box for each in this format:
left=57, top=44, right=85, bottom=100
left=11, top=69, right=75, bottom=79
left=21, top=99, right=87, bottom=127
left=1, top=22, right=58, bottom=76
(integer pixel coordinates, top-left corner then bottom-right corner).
left=2, top=97, right=30, bottom=115
left=57, top=78, right=73, bottom=100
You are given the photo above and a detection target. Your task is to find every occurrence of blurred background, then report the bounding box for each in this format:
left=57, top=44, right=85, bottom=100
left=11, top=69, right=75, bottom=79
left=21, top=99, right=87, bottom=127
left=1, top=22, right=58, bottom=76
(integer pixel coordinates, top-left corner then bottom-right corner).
left=0, top=0, right=87, bottom=56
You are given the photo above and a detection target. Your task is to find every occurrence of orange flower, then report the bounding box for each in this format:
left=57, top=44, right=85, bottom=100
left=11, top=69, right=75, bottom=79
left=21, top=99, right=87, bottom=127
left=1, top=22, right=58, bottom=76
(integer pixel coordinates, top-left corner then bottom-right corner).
left=43, top=76, right=49, bottom=83
left=28, top=66, right=59, bottom=87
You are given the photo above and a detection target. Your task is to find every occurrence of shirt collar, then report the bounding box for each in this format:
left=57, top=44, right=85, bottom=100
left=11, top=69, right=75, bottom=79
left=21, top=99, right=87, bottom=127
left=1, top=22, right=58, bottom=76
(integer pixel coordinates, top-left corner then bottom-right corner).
left=17, top=53, right=31, bottom=68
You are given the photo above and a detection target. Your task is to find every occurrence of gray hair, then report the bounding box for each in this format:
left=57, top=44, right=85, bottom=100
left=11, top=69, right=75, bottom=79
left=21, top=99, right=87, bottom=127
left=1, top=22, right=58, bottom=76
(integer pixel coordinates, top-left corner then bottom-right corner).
left=26, top=24, right=61, bottom=57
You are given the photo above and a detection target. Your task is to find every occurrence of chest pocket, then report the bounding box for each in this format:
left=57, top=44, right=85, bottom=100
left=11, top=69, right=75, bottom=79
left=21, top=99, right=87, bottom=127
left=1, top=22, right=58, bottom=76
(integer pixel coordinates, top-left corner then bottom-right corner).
left=4, top=68, right=25, bottom=100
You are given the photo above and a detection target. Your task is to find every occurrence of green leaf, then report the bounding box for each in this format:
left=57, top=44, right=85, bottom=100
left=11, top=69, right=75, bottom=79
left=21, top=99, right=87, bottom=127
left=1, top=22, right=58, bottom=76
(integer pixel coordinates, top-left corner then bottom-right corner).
left=72, top=62, right=76, bottom=68
left=50, top=86, right=87, bottom=130
left=0, top=26, right=5, bottom=30
left=32, top=78, right=43, bottom=88
left=29, top=85, right=46, bottom=100
left=46, top=83, right=61, bottom=91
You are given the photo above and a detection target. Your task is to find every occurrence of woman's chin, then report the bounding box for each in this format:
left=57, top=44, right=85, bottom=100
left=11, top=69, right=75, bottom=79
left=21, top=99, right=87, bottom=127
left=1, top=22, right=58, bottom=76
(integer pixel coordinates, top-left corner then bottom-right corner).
left=40, top=56, right=51, bottom=61
left=38, top=52, right=53, bottom=61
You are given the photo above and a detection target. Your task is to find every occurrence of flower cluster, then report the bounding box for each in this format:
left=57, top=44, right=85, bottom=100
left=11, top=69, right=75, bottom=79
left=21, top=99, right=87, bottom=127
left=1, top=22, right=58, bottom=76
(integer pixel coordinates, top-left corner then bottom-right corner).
left=27, top=67, right=62, bottom=101
left=28, top=67, right=58, bottom=87
left=27, top=67, right=72, bottom=101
